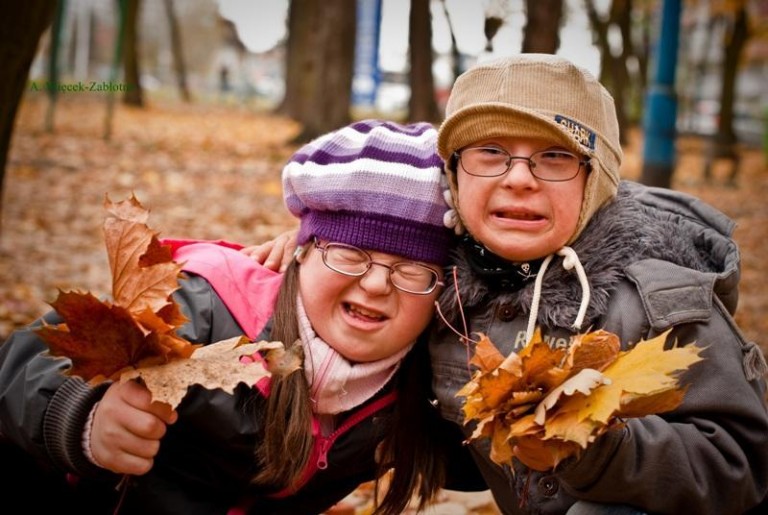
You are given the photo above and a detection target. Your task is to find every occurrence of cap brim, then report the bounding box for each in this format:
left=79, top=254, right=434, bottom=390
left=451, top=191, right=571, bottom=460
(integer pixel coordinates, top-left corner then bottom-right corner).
left=438, top=103, right=588, bottom=160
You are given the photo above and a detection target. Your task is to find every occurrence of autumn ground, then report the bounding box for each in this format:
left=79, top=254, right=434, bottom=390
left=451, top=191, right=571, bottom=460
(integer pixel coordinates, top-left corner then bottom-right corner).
left=0, top=94, right=766, bottom=514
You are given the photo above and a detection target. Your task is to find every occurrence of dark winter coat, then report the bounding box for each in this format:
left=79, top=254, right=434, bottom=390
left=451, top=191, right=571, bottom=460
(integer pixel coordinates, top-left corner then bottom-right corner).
left=430, top=180, right=768, bottom=515
left=0, top=243, right=481, bottom=514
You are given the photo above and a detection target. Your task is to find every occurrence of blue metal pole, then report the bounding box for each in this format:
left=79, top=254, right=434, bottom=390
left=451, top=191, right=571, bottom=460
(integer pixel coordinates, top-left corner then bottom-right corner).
left=640, top=0, right=681, bottom=188
left=352, top=0, right=382, bottom=108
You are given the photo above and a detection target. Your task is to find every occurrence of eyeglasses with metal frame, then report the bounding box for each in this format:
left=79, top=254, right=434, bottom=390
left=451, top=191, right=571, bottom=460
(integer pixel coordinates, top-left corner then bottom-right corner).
left=454, top=146, right=588, bottom=182
left=313, top=239, right=443, bottom=295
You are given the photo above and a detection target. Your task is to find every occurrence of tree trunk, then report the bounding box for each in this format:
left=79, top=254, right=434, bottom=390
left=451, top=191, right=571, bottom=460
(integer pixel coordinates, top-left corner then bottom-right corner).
left=276, top=0, right=311, bottom=118
left=612, top=0, right=634, bottom=137
left=408, top=0, right=439, bottom=122
left=584, top=0, right=634, bottom=145
left=123, top=0, right=143, bottom=106
left=291, top=0, right=356, bottom=142
left=522, top=0, right=562, bottom=53
left=439, top=0, right=462, bottom=83
left=162, top=0, right=190, bottom=102
left=704, top=6, right=749, bottom=184
left=0, top=0, right=57, bottom=237
left=45, top=0, right=66, bottom=132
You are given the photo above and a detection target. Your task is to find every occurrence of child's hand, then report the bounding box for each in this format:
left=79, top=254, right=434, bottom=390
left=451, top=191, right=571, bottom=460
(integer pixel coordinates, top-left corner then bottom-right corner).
left=240, top=229, right=298, bottom=272
left=89, top=380, right=177, bottom=475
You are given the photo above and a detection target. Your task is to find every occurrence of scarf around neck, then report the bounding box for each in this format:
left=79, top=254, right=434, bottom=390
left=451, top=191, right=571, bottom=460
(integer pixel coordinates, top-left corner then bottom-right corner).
left=297, top=295, right=413, bottom=415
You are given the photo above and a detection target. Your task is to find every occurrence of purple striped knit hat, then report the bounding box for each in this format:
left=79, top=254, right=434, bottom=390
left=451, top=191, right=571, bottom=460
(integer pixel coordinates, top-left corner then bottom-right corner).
left=283, top=119, right=452, bottom=265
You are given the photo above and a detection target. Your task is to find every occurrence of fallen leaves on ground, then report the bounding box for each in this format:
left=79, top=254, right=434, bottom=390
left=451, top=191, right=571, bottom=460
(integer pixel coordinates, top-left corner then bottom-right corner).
left=457, top=330, right=704, bottom=471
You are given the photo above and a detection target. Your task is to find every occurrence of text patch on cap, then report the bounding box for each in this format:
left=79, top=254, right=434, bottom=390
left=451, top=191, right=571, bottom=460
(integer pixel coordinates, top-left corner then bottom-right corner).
left=555, top=115, right=596, bottom=151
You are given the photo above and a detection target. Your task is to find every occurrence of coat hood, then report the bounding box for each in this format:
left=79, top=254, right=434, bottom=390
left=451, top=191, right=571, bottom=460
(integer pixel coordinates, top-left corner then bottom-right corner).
left=438, top=180, right=740, bottom=331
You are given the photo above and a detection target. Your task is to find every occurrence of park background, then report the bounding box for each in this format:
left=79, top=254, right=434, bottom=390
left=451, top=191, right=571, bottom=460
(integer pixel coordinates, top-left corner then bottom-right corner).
left=1, top=1, right=767, bottom=513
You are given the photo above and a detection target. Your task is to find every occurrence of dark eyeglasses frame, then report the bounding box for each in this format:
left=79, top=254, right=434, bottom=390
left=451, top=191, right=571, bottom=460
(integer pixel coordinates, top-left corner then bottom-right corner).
left=453, top=146, right=589, bottom=182
left=313, top=239, right=443, bottom=295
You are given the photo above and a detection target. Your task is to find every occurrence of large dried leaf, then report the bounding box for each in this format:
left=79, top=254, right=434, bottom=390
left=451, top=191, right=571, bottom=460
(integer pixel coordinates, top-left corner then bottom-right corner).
left=36, top=196, right=197, bottom=384
left=121, top=337, right=283, bottom=409
left=104, top=194, right=185, bottom=317
left=36, top=291, right=148, bottom=382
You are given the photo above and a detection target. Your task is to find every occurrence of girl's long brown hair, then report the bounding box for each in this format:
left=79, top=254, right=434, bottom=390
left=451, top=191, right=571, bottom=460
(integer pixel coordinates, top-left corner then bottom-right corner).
left=251, top=254, right=450, bottom=513
left=251, top=259, right=314, bottom=491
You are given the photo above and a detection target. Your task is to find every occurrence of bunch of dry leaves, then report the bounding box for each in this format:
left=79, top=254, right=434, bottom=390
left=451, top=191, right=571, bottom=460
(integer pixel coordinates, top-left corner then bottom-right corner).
left=457, top=329, right=704, bottom=471
left=36, top=194, right=288, bottom=408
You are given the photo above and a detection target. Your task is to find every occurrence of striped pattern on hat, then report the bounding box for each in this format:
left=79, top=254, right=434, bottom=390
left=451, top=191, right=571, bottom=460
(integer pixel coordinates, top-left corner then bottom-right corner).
left=283, top=119, right=452, bottom=264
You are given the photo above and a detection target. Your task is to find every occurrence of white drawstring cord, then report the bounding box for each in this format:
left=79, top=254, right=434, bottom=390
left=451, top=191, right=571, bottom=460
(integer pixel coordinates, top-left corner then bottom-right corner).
left=526, top=254, right=554, bottom=343
left=558, top=246, right=591, bottom=331
left=525, top=246, right=591, bottom=343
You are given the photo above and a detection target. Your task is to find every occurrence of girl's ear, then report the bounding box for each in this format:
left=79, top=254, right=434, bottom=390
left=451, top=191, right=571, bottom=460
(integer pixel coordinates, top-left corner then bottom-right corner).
left=294, top=245, right=309, bottom=264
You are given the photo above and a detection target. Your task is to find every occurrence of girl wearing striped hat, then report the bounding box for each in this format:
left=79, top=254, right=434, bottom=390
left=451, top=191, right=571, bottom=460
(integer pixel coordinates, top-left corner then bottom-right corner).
left=0, top=120, right=483, bottom=514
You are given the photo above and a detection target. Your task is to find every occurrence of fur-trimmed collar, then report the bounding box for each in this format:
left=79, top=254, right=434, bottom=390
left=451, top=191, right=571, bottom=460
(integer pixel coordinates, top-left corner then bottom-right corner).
left=438, top=181, right=739, bottom=330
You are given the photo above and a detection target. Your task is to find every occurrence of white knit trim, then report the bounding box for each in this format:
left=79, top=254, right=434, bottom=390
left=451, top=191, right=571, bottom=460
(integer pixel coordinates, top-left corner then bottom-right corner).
left=81, top=401, right=106, bottom=468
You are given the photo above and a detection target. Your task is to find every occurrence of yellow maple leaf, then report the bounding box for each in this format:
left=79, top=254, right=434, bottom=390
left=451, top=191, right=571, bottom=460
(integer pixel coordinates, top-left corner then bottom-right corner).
left=584, top=331, right=704, bottom=425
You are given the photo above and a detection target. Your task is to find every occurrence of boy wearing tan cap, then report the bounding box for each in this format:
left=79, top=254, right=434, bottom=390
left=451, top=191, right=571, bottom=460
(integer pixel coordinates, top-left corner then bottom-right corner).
left=432, top=54, right=768, bottom=515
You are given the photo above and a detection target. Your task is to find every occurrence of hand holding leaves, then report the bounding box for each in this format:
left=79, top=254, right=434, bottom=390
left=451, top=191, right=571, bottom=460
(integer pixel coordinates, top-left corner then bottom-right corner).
left=457, top=329, right=704, bottom=471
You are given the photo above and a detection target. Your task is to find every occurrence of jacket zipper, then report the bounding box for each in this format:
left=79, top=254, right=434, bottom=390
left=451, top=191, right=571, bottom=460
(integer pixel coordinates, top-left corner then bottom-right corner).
left=315, top=390, right=397, bottom=469
left=270, top=390, right=398, bottom=498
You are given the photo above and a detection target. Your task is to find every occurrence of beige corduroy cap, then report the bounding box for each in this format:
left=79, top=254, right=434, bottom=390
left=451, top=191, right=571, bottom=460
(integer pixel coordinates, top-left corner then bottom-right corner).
left=438, top=54, right=623, bottom=243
